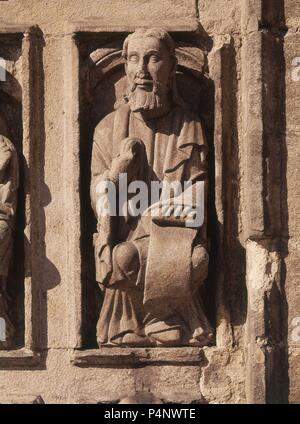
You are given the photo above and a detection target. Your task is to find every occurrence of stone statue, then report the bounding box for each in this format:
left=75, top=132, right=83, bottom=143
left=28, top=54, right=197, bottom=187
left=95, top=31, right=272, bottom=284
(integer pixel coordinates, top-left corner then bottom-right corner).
left=0, top=113, right=18, bottom=348
left=90, top=28, right=213, bottom=347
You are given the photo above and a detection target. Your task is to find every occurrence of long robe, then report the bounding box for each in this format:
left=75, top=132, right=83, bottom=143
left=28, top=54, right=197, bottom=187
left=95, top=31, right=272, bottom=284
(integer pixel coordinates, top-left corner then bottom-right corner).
left=90, top=103, right=212, bottom=345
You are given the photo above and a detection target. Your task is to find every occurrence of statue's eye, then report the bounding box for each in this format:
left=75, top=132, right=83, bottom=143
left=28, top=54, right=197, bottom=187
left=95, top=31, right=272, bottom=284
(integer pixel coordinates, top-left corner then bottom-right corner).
left=149, top=54, right=160, bottom=63
left=129, top=54, right=138, bottom=63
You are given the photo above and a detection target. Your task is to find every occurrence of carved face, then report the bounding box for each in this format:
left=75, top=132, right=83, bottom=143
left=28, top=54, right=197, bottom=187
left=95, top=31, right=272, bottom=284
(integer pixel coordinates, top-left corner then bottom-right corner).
left=125, top=36, right=173, bottom=88
left=125, top=36, right=174, bottom=112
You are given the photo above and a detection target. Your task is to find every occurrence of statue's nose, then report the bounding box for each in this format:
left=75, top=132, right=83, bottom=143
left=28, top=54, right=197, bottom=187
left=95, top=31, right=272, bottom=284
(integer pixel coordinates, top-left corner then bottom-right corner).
left=136, top=61, right=149, bottom=78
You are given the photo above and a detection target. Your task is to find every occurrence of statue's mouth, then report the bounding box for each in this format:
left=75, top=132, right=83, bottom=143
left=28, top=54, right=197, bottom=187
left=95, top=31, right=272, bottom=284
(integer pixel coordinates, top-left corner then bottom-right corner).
left=134, top=78, right=153, bottom=88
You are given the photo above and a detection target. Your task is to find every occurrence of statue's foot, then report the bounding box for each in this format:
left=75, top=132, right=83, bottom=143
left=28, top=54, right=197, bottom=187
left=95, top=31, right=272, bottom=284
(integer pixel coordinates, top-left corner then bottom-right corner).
left=189, top=331, right=214, bottom=347
left=98, top=332, right=156, bottom=347
left=150, top=329, right=181, bottom=346
left=122, top=332, right=155, bottom=347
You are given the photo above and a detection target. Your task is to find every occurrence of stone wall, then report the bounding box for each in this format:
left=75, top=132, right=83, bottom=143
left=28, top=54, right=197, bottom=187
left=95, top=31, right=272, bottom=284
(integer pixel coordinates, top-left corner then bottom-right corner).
left=0, top=0, right=299, bottom=404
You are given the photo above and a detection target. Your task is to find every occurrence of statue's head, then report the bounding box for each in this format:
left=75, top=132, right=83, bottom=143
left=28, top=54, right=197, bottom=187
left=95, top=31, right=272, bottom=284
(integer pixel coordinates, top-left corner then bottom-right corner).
left=122, top=28, right=177, bottom=114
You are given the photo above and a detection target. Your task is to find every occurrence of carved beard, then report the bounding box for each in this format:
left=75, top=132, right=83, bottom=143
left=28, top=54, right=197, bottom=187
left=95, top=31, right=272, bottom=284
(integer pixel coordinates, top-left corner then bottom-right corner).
left=127, top=81, right=169, bottom=113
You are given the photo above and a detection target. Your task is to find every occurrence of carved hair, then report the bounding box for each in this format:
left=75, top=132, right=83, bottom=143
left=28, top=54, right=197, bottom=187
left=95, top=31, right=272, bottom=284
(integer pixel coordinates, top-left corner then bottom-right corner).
left=122, top=28, right=176, bottom=60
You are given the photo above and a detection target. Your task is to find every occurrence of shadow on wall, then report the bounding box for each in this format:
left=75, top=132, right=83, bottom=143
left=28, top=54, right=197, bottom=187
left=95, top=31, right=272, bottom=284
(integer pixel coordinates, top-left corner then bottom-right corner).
left=1, top=30, right=61, bottom=356
left=261, top=0, right=289, bottom=404
left=25, top=31, right=61, bottom=354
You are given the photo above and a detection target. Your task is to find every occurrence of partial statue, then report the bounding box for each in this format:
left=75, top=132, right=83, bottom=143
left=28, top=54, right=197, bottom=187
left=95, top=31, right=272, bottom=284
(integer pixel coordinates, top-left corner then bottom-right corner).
left=90, top=28, right=213, bottom=347
left=0, top=113, right=19, bottom=348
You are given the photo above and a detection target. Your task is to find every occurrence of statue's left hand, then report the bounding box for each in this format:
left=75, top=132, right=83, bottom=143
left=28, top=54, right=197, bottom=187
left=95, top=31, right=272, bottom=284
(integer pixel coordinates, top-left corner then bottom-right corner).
left=144, top=199, right=199, bottom=227
left=159, top=203, right=197, bottom=220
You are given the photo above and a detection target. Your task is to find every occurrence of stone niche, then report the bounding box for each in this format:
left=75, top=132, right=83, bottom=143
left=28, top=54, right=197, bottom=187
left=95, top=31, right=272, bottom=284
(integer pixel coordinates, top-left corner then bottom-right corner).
left=64, top=19, right=238, bottom=368
left=0, top=25, right=43, bottom=367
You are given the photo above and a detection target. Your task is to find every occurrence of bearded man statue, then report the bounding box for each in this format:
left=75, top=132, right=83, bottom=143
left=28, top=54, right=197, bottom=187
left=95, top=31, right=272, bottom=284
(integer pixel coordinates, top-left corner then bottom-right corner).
left=90, top=28, right=213, bottom=347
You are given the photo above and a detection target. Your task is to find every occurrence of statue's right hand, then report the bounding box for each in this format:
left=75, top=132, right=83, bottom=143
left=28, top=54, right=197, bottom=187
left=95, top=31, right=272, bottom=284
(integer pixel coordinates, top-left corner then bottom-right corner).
left=109, top=138, right=144, bottom=183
